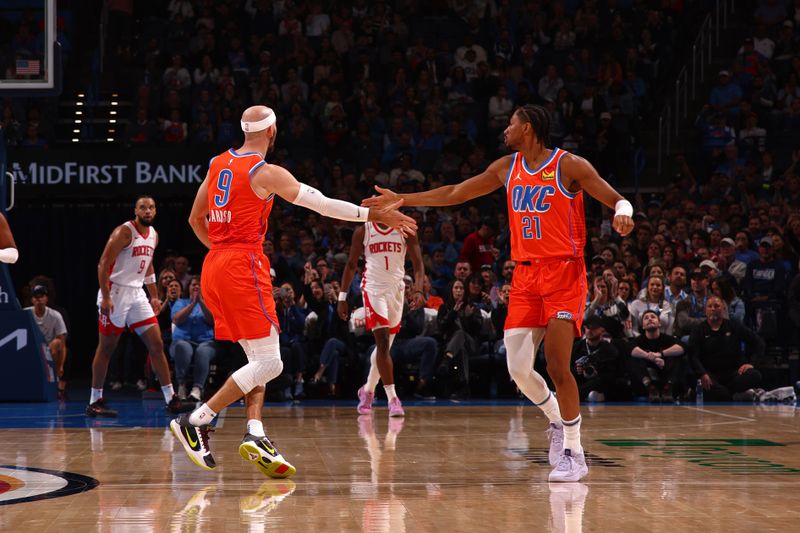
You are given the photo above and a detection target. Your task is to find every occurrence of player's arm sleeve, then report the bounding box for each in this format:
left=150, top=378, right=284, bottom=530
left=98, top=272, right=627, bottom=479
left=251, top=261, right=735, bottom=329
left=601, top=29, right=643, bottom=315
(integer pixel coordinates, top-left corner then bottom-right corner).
left=293, top=184, right=369, bottom=222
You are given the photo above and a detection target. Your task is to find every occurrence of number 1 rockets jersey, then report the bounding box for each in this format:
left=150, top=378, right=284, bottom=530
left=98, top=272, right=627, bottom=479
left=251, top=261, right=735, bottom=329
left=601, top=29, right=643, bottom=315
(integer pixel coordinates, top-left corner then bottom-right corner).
left=505, top=148, right=586, bottom=261
left=362, top=223, right=406, bottom=290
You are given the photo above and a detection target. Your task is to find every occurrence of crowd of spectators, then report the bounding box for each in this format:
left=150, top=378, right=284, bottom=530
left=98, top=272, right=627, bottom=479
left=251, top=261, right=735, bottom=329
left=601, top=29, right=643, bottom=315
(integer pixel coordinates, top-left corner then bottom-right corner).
left=10, top=1, right=800, bottom=402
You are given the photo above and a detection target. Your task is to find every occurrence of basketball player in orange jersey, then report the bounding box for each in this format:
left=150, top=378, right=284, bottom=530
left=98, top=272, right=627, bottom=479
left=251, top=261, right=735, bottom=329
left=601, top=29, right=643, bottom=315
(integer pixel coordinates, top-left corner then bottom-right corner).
left=0, top=212, right=18, bottom=264
left=337, top=221, right=425, bottom=417
left=364, top=104, right=634, bottom=481
left=171, top=105, right=416, bottom=477
left=86, top=196, right=195, bottom=417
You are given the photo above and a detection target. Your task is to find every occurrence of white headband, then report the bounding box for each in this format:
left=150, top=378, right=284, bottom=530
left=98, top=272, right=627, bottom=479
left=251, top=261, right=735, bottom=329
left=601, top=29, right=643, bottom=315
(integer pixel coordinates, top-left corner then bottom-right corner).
left=241, top=110, right=276, bottom=132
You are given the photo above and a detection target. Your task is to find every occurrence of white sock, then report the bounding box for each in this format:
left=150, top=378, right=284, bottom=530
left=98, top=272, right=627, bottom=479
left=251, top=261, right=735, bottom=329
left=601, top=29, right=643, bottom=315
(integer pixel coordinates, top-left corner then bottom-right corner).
left=384, top=384, right=398, bottom=401
left=188, top=403, right=217, bottom=426
left=161, top=384, right=175, bottom=403
left=364, top=348, right=380, bottom=392
left=535, top=391, right=563, bottom=425
left=90, top=388, right=103, bottom=404
left=563, top=415, right=583, bottom=454
left=247, top=419, right=265, bottom=437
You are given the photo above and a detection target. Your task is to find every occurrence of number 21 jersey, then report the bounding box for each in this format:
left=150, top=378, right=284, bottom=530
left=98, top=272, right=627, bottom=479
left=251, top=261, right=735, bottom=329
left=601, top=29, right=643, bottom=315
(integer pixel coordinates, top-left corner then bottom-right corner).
left=505, top=148, right=586, bottom=261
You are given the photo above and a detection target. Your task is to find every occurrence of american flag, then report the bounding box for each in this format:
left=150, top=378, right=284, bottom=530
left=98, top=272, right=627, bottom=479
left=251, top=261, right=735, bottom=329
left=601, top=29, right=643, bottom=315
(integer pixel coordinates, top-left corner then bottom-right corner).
left=16, top=59, right=41, bottom=75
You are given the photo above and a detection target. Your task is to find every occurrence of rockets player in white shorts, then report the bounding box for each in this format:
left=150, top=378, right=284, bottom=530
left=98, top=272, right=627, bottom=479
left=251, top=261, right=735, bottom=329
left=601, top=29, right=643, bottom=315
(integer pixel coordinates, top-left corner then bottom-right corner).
left=86, top=196, right=194, bottom=417
left=338, top=221, right=425, bottom=417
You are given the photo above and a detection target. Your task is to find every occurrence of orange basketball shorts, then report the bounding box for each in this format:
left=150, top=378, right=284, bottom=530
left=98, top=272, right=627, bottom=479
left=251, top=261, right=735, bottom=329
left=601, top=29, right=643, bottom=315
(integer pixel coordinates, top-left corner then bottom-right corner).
left=504, top=257, right=587, bottom=336
left=201, top=247, right=279, bottom=342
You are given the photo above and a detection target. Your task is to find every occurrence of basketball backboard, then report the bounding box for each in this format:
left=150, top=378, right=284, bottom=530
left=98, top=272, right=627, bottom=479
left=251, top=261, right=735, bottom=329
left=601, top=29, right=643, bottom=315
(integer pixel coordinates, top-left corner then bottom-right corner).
left=0, top=0, right=61, bottom=95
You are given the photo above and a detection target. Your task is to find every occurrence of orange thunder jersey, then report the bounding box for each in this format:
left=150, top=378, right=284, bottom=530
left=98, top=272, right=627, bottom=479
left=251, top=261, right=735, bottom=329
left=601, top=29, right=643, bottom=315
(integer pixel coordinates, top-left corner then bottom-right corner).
left=504, top=148, right=586, bottom=261
left=206, top=148, right=274, bottom=247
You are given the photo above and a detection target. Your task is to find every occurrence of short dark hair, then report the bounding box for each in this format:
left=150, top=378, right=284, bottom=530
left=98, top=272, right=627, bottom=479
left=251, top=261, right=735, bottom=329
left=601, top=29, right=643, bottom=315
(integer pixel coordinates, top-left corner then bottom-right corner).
left=514, top=104, right=552, bottom=146
left=135, top=195, right=155, bottom=206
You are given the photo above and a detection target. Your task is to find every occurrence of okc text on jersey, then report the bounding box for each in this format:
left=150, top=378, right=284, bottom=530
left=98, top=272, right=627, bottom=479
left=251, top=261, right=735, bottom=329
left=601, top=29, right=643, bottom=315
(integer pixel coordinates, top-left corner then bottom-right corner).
left=510, top=185, right=556, bottom=213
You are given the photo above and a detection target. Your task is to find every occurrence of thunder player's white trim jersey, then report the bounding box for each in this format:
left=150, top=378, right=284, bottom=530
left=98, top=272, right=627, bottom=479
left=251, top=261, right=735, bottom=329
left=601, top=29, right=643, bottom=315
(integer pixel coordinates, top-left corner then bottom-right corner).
left=361, top=222, right=406, bottom=290
left=109, top=221, right=157, bottom=287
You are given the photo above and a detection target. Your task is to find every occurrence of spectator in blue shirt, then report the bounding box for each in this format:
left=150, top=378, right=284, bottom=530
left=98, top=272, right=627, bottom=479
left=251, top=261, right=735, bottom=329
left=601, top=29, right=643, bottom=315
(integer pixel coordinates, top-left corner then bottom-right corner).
left=170, top=275, right=216, bottom=402
left=710, top=70, right=743, bottom=117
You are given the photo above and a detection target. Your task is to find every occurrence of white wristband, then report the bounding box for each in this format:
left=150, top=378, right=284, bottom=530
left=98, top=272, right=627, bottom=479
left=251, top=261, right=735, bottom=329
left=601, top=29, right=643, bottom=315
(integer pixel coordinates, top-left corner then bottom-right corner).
left=0, top=247, right=18, bottom=264
left=338, top=291, right=347, bottom=302
left=614, top=199, right=633, bottom=218
left=144, top=273, right=156, bottom=285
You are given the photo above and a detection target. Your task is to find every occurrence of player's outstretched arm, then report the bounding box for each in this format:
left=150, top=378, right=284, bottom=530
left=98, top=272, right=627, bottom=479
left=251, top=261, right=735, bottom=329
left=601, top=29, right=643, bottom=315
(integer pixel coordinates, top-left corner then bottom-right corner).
left=561, top=154, right=635, bottom=237
left=255, top=164, right=418, bottom=236
left=406, top=231, right=426, bottom=308
left=98, top=225, right=132, bottom=301
left=188, top=172, right=212, bottom=249
left=362, top=156, right=510, bottom=209
left=337, top=225, right=365, bottom=320
left=0, top=213, right=18, bottom=264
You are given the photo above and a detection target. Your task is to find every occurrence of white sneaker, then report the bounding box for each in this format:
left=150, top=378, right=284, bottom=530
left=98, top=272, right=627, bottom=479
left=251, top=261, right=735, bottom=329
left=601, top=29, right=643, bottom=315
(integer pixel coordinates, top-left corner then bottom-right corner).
left=178, top=384, right=188, bottom=400
left=586, top=391, right=605, bottom=402
left=136, top=379, right=148, bottom=391
left=548, top=449, right=588, bottom=482
left=110, top=381, right=122, bottom=391
left=189, top=386, right=202, bottom=402
left=546, top=423, right=564, bottom=466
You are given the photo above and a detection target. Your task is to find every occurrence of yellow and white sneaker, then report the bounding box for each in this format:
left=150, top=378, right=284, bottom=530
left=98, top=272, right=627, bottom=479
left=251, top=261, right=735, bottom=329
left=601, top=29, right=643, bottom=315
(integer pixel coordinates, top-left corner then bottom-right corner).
left=170, top=415, right=216, bottom=471
left=239, top=433, right=296, bottom=478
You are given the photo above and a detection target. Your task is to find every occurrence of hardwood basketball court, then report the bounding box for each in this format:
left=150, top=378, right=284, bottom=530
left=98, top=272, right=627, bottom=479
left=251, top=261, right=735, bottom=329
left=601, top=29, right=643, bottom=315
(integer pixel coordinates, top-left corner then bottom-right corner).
left=1, top=401, right=798, bottom=531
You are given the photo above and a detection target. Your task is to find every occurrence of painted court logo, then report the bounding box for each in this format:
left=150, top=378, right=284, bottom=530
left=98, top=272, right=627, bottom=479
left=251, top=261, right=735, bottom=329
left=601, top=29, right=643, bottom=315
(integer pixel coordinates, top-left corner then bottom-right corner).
left=0, top=466, right=98, bottom=505
left=599, top=439, right=800, bottom=475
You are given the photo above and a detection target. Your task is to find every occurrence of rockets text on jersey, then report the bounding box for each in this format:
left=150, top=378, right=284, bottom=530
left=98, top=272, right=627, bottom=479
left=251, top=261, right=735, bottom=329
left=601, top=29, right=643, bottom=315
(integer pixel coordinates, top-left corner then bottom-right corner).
left=206, top=148, right=274, bottom=248
left=109, top=221, right=157, bottom=287
left=505, top=148, right=586, bottom=261
left=362, top=223, right=406, bottom=289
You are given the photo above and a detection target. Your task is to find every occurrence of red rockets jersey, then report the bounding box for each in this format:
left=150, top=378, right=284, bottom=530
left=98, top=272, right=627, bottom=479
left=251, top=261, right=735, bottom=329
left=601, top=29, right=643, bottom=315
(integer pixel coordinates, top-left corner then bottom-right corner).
left=505, top=148, right=586, bottom=261
left=206, top=148, right=274, bottom=248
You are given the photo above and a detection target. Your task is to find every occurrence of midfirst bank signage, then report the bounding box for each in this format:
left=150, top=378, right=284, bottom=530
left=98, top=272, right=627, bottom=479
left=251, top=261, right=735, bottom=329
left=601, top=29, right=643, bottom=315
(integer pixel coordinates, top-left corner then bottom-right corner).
left=7, top=147, right=213, bottom=198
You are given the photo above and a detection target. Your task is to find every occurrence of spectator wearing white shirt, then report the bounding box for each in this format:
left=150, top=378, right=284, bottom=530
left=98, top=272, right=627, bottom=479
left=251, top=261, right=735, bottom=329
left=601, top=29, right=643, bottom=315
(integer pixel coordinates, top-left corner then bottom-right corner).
left=25, top=285, right=68, bottom=398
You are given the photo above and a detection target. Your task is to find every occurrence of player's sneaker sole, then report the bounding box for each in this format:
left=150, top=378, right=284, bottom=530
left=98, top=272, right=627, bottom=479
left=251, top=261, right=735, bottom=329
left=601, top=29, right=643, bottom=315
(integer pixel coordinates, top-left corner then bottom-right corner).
left=239, top=436, right=296, bottom=479
left=170, top=417, right=216, bottom=471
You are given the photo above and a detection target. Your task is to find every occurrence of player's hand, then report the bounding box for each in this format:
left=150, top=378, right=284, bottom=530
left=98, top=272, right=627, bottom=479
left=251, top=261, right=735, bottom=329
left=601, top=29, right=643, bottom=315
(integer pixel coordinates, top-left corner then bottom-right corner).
left=612, top=214, right=634, bottom=237
left=367, top=198, right=418, bottom=237
left=362, top=186, right=401, bottom=209
left=100, top=295, right=114, bottom=315
left=337, top=300, right=349, bottom=320
left=150, top=297, right=162, bottom=315
left=411, top=292, right=425, bottom=310
left=700, top=373, right=713, bottom=390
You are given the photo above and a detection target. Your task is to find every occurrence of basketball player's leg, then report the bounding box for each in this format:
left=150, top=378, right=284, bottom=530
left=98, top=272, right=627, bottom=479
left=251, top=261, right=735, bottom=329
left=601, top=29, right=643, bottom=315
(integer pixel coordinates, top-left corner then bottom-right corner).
left=91, top=332, right=122, bottom=389
left=173, top=328, right=294, bottom=477
left=543, top=261, right=588, bottom=481
left=85, top=331, right=122, bottom=416
left=137, top=323, right=194, bottom=412
left=503, top=285, right=563, bottom=425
